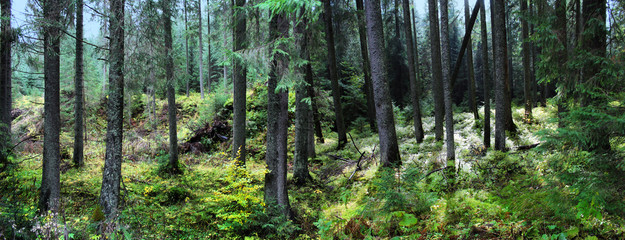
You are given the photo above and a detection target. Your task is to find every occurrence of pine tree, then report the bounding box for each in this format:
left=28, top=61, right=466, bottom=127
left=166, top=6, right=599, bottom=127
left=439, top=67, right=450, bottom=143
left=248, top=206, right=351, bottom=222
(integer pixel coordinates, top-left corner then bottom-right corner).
left=428, top=0, right=445, bottom=141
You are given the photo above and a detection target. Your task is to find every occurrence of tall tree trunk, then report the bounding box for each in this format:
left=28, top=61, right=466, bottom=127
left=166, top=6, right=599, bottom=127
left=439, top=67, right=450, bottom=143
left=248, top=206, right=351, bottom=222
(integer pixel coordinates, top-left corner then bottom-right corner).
left=323, top=0, right=347, bottom=148
left=198, top=0, right=205, bottom=99
left=465, top=0, right=479, bottom=120
left=412, top=8, right=426, bottom=143
left=530, top=1, right=538, bottom=108
left=184, top=0, right=190, bottom=97
left=440, top=0, right=456, bottom=182
left=207, top=0, right=212, bottom=93
left=428, top=0, right=445, bottom=141
left=581, top=0, right=608, bottom=151
left=521, top=0, right=532, bottom=121
left=40, top=0, right=62, bottom=213
left=555, top=0, right=567, bottom=127
left=504, top=4, right=516, bottom=133
left=232, top=0, right=247, bottom=163
left=492, top=0, right=507, bottom=151
left=480, top=0, right=491, bottom=148
left=0, top=0, right=12, bottom=166
left=403, top=0, right=424, bottom=143
left=100, top=0, right=125, bottom=217
left=356, top=0, right=377, bottom=131
left=74, top=0, right=85, bottom=168
left=163, top=0, right=180, bottom=173
left=294, top=14, right=312, bottom=185
left=265, top=12, right=291, bottom=217
left=305, top=52, right=324, bottom=143
left=366, top=0, right=401, bottom=168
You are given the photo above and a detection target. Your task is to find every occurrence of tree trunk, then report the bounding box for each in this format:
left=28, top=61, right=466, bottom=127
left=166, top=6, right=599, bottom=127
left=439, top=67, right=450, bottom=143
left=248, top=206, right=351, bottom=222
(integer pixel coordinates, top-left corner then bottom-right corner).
left=100, top=0, right=125, bottom=218
left=40, top=0, right=62, bottom=213
left=198, top=0, right=205, bottom=99
left=555, top=0, right=567, bottom=127
left=440, top=0, right=456, bottom=181
left=366, top=0, right=401, bottom=168
left=428, top=0, right=445, bottom=141
left=323, top=0, right=347, bottom=148
left=402, top=0, right=424, bottom=143
left=521, top=0, right=532, bottom=121
left=184, top=0, right=190, bottom=97
left=73, top=0, right=84, bottom=168
left=492, top=0, right=507, bottom=151
left=163, top=0, right=180, bottom=173
left=232, top=0, right=247, bottom=163
left=0, top=0, right=12, bottom=166
left=265, top=12, right=291, bottom=217
left=480, top=0, right=491, bottom=148
left=207, top=0, right=212, bottom=93
left=294, top=14, right=312, bottom=185
left=465, top=0, right=479, bottom=121
left=504, top=3, right=516, bottom=133
left=356, top=0, right=377, bottom=131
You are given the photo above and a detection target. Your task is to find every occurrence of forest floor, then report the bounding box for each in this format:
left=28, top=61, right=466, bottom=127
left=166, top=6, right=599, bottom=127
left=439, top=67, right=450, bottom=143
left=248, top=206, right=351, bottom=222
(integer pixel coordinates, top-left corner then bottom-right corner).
left=1, top=87, right=625, bottom=239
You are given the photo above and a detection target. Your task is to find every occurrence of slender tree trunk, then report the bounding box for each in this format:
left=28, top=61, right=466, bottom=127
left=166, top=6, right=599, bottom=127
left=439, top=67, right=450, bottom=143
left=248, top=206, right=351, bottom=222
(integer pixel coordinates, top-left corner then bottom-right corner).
left=305, top=52, right=324, bottom=143
left=323, top=0, right=347, bottom=148
left=294, top=14, right=312, bottom=185
left=265, top=12, right=291, bottom=217
left=73, top=0, right=85, bottom=168
left=530, top=1, right=538, bottom=108
left=232, top=0, right=247, bottom=163
left=492, top=0, right=507, bottom=151
left=412, top=8, right=426, bottom=142
left=40, top=0, right=62, bottom=213
left=0, top=0, right=13, bottom=166
left=207, top=0, right=212, bottom=93
left=440, top=0, right=456, bottom=182
left=480, top=0, right=491, bottom=148
left=464, top=0, right=478, bottom=120
left=555, top=0, right=567, bottom=127
left=184, top=0, right=190, bottom=97
left=402, top=0, right=424, bottom=143
left=521, top=0, right=532, bottom=121
left=100, top=0, right=125, bottom=217
left=504, top=4, right=516, bottom=133
left=366, top=0, right=401, bottom=168
left=163, top=0, right=180, bottom=173
left=356, top=0, right=377, bottom=131
left=198, top=0, right=205, bottom=99
left=428, top=0, right=445, bottom=141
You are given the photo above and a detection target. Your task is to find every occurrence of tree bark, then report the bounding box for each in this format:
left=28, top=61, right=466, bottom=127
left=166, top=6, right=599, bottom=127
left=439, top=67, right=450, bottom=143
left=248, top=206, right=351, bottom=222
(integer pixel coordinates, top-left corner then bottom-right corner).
left=480, top=0, right=491, bottom=148
left=163, top=0, right=180, bottom=173
left=198, top=0, right=205, bottom=99
left=0, top=0, right=12, bottom=166
left=100, top=0, right=125, bottom=217
left=356, top=0, right=377, bottom=131
left=440, top=0, right=456, bottom=182
left=492, top=0, right=507, bottom=151
left=366, top=0, right=401, bottom=168
left=323, top=0, right=347, bottom=148
left=428, top=0, right=445, bottom=141
left=294, top=14, right=312, bottom=185
left=184, top=0, right=190, bottom=97
left=521, top=0, right=532, bottom=121
left=40, top=0, right=62, bottom=213
left=232, top=0, right=247, bottom=163
left=207, top=0, right=212, bottom=92
left=465, top=0, right=479, bottom=121
left=555, top=0, right=567, bottom=127
left=402, top=0, right=424, bottom=143
left=503, top=3, right=516, bottom=133
left=265, top=12, right=291, bottom=217
left=74, top=0, right=85, bottom=168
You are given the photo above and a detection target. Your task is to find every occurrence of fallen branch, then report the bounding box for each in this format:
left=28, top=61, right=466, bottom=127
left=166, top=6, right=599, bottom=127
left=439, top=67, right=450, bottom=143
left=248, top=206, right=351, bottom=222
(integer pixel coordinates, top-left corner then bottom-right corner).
left=516, top=143, right=540, bottom=151
left=418, top=166, right=450, bottom=182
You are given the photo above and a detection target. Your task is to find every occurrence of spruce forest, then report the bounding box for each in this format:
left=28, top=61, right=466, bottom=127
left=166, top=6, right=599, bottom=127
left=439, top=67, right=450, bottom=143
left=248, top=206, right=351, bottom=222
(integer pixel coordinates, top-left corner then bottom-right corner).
left=2, top=0, right=625, bottom=238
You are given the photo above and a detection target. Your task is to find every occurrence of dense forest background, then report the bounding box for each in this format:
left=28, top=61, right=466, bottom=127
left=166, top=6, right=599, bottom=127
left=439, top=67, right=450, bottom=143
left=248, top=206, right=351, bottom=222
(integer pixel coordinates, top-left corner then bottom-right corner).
left=1, top=0, right=625, bottom=239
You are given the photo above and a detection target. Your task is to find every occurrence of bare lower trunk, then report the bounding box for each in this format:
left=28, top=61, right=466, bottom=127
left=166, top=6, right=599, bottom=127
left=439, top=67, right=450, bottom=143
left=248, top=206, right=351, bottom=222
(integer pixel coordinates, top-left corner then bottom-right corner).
left=428, top=0, right=445, bottom=141
left=402, top=0, right=424, bottom=143
left=465, top=0, right=479, bottom=121
left=232, top=0, right=247, bottom=163
left=74, top=0, right=85, bottom=168
left=480, top=0, right=491, bottom=148
left=492, top=0, right=507, bottom=151
left=0, top=0, right=13, bottom=166
left=323, top=0, right=347, bottom=148
left=356, top=0, right=377, bottom=131
left=366, top=0, right=401, bottom=168
left=100, top=0, right=125, bottom=218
